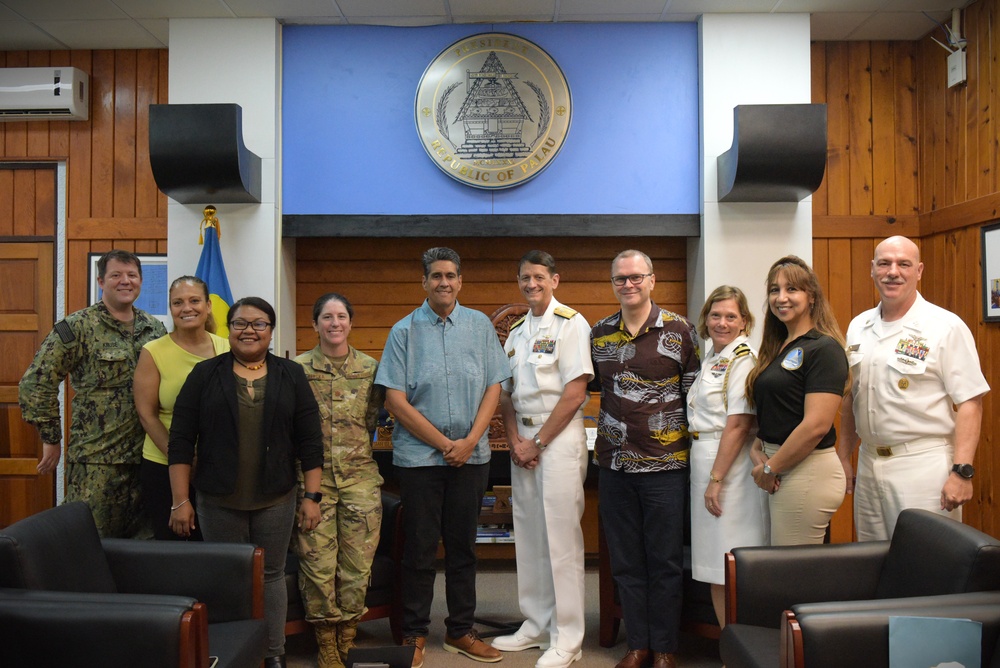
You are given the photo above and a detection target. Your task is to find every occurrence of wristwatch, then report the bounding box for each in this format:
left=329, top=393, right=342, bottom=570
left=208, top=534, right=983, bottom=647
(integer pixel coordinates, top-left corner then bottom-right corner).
left=533, top=435, right=547, bottom=450
left=303, top=491, right=322, bottom=503
left=952, top=463, right=975, bottom=479
left=763, top=463, right=774, bottom=476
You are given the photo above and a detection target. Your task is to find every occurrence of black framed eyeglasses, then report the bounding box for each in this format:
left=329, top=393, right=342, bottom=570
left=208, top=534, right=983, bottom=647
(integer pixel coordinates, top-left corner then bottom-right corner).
left=611, top=273, right=653, bottom=287
left=230, top=319, right=272, bottom=332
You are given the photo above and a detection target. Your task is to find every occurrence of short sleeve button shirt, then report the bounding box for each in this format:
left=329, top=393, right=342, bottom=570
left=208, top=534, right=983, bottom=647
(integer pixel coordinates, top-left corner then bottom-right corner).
left=375, top=300, right=511, bottom=468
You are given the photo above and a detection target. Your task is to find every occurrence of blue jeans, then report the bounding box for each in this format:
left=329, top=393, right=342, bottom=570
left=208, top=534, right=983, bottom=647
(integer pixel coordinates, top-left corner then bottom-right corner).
left=395, top=463, right=490, bottom=638
left=599, top=467, right=687, bottom=654
left=196, top=490, right=297, bottom=658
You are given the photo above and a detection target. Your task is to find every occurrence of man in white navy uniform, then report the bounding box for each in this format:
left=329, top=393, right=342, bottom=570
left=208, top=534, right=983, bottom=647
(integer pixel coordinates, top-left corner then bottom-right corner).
left=492, top=250, right=594, bottom=668
left=836, top=235, right=989, bottom=541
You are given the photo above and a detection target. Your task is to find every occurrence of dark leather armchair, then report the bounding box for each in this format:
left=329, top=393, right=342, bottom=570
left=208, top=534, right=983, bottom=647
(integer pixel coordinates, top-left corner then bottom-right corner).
left=285, top=490, right=404, bottom=643
left=720, top=508, right=1000, bottom=668
left=780, top=591, right=1000, bottom=668
left=0, top=501, right=267, bottom=668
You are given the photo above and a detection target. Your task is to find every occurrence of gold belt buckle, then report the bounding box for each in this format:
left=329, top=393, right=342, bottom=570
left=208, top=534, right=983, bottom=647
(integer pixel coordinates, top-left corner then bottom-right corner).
left=876, top=446, right=893, bottom=457
left=521, top=417, right=535, bottom=426
left=690, top=431, right=700, bottom=440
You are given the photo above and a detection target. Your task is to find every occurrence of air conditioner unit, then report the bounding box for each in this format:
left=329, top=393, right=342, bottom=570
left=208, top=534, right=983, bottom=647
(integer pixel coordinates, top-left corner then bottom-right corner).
left=0, top=67, right=89, bottom=121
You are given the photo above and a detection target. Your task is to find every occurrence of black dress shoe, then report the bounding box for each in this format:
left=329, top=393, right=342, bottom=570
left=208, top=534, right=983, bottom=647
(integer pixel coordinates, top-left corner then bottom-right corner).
left=264, top=656, right=286, bottom=668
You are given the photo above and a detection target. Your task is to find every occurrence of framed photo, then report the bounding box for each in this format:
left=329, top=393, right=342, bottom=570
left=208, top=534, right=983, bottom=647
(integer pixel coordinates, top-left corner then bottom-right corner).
left=982, top=222, right=1000, bottom=323
left=88, top=253, right=171, bottom=329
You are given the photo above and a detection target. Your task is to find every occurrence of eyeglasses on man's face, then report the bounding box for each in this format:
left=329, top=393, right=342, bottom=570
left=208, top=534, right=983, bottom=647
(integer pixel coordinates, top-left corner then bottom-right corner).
left=230, top=319, right=272, bottom=332
left=611, top=273, right=653, bottom=287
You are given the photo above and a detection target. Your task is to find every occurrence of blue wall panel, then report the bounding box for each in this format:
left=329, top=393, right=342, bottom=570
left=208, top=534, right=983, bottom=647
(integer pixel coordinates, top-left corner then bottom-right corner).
left=282, top=23, right=698, bottom=216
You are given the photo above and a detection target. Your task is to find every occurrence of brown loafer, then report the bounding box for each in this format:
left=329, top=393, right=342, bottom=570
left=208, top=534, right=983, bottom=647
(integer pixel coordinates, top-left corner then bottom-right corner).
left=403, top=636, right=426, bottom=668
left=615, top=649, right=651, bottom=668
left=653, top=653, right=677, bottom=668
left=444, top=630, right=503, bottom=663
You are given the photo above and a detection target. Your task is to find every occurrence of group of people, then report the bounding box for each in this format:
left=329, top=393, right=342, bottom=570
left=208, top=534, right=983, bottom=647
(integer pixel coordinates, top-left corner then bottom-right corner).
left=19, top=250, right=380, bottom=668
left=17, top=235, right=989, bottom=668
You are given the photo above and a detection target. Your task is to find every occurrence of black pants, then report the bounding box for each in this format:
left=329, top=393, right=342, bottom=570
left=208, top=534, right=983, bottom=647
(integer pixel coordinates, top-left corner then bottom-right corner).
left=139, top=458, right=202, bottom=541
left=395, top=463, right=490, bottom=638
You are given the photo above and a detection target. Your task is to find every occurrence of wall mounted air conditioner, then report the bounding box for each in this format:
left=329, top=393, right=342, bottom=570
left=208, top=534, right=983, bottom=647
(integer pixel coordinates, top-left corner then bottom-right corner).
left=0, top=67, right=89, bottom=121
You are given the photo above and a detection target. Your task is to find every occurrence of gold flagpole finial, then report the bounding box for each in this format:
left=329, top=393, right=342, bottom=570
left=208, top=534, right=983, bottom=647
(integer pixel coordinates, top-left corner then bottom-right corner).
left=200, top=205, right=220, bottom=245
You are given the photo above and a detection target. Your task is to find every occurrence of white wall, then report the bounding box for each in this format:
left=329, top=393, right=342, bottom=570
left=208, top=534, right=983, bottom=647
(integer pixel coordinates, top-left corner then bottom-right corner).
left=166, top=19, right=293, bottom=355
left=694, top=14, right=814, bottom=347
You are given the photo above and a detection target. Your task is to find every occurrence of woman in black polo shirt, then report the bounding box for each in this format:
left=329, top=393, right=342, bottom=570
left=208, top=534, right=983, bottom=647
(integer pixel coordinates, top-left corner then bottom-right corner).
left=746, top=256, right=848, bottom=545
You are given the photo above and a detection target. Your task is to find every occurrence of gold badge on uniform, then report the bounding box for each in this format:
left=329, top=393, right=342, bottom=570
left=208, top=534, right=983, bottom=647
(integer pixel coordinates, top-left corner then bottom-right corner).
left=898, top=378, right=909, bottom=390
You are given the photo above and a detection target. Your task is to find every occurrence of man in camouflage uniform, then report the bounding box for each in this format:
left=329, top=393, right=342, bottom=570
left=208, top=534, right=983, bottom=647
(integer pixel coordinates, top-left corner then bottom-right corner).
left=295, top=293, right=385, bottom=668
left=19, top=249, right=166, bottom=538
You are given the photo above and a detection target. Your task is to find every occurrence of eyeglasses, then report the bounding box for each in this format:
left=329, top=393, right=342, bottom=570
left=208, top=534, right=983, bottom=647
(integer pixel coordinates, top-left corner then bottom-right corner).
left=611, top=273, right=653, bottom=287
left=230, top=319, right=272, bottom=332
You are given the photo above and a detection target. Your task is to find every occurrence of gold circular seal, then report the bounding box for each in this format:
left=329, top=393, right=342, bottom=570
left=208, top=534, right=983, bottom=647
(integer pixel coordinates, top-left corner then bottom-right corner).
left=415, top=33, right=572, bottom=190
left=898, top=378, right=909, bottom=390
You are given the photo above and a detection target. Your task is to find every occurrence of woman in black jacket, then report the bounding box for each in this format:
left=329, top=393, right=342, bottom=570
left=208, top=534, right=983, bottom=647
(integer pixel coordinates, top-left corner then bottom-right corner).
left=168, top=296, right=323, bottom=668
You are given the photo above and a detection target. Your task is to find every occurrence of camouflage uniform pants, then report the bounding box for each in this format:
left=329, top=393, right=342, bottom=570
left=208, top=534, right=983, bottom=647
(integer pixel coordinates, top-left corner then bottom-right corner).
left=295, top=477, right=382, bottom=623
left=66, top=462, right=151, bottom=539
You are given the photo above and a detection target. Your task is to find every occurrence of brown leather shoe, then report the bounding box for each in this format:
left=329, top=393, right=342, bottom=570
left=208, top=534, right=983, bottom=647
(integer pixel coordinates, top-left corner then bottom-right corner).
left=615, top=649, right=651, bottom=668
left=403, top=636, right=426, bottom=668
left=653, top=653, right=678, bottom=668
left=444, top=630, right=503, bottom=663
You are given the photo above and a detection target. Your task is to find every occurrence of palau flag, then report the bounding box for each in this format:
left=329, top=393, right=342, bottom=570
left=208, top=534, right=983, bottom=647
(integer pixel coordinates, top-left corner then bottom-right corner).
left=195, top=210, right=234, bottom=337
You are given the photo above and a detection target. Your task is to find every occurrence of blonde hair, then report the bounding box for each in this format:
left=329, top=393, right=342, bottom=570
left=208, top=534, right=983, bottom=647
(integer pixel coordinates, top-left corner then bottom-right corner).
left=696, top=285, right=754, bottom=340
left=746, top=256, right=845, bottom=406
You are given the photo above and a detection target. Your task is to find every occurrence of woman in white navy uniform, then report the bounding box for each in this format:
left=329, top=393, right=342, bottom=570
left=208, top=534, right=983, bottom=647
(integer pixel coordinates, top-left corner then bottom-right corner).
left=493, top=251, right=594, bottom=668
left=686, top=285, right=769, bottom=628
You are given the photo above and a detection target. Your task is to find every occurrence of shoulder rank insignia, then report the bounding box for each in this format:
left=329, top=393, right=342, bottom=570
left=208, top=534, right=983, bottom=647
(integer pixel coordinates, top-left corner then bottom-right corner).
left=553, top=306, right=577, bottom=319
left=731, top=342, right=753, bottom=359
left=510, top=316, right=526, bottom=330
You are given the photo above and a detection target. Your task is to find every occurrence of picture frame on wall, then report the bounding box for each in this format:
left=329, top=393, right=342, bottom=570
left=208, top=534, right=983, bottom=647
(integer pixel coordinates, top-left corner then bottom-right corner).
left=88, top=253, right=171, bottom=330
left=983, top=222, right=1000, bottom=323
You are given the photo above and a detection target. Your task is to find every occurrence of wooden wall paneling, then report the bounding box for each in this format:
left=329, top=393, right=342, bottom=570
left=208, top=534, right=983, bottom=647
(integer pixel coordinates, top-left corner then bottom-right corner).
left=90, top=51, right=116, bottom=219
left=811, top=42, right=830, bottom=217
left=113, top=50, right=137, bottom=218
left=66, top=240, right=90, bottom=314
left=946, top=71, right=968, bottom=209
left=965, top=0, right=983, bottom=202
left=871, top=42, right=896, bottom=215
left=990, top=1, right=1000, bottom=199
left=295, top=237, right=688, bottom=359
left=135, top=50, right=161, bottom=219
left=918, top=39, right=943, bottom=211
left=34, top=169, right=55, bottom=237
left=976, top=1, right=997, bottom=198
left=68, top=51, right=93, bottom=220
left=824, top=42, right=852, bottom=216
left=893, top=42, right=919, bottom=216
left=157, top=51, right=169, bottom=220
left=848, top=42, right=874, bottom=215
left=0, top=170, right=11, bottom=236
left=12, top=170, right=35, bottom=237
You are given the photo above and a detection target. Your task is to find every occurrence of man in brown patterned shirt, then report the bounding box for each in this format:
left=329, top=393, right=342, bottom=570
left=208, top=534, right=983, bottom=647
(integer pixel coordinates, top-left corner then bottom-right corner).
left=590, top=250, right=699, bottom=668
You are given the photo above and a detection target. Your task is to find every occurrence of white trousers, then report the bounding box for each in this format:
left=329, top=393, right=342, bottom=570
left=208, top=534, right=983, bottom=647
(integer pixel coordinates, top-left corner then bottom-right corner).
left=510, top=414, right=588, bottom=653
left=854, top=440, right=958, bottom=542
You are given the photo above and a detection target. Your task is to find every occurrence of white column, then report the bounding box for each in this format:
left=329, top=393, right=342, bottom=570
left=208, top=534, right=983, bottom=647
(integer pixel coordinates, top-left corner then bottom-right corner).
left=166, top=19, right=292, bottom=354
left=694, top=14, right=813, bottom=343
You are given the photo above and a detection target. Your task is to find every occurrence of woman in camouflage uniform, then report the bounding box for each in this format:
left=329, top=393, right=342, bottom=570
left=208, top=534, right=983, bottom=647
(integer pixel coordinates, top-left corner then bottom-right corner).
left=294, top=293, right=385, bottom=668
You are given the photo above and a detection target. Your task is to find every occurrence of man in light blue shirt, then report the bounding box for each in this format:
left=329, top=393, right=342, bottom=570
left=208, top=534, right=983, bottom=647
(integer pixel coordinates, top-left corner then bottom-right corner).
left=375, top=247, right=510, bottom=668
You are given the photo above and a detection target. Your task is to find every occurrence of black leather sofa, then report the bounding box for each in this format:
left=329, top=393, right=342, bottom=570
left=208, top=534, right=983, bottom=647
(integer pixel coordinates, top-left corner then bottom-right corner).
left=0, top=501, right=267, bottom=668
left=720, top=508, right=1000, bottom=668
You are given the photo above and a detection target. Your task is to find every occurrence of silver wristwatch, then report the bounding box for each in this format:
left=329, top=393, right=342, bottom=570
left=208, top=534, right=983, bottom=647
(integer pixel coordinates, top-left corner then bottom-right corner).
left=533, top=435, right=546, bottom=450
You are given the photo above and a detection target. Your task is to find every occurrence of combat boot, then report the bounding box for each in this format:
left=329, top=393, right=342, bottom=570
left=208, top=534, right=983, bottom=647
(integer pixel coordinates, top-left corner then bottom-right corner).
left=315, top=622, right=344, bottom=668
left=337, top=619, right=360, bottom=664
